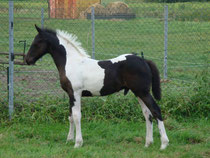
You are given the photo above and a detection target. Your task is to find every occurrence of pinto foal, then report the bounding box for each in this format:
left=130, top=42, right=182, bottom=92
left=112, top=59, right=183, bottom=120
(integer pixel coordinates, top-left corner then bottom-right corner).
left=25, top=25, right=169, bottom=149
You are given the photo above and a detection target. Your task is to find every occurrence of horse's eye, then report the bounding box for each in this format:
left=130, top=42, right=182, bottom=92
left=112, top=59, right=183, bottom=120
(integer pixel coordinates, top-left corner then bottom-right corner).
left=33, top=43, right=39, bottom=47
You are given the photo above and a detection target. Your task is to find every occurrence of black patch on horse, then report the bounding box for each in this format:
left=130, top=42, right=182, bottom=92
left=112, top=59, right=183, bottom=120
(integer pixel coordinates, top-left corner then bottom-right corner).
left=98, top=60, right=126, bottom=96
left=82, top=90, right=93, bottom=97
left=98, top=60, right=112, bottom=69
left=149, top=115, right=153, bottom=124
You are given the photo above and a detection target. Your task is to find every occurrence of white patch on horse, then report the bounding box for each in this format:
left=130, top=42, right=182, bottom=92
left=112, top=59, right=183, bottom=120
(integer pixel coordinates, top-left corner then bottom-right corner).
left=67, top=116, right=74, bottom=142
left=138, top=98, right=153, bottom=147
left=110, top=54, right=130, bottom=64
left=157, top=119, right=169, bottom=150
left=56, top=30, right=105, bottom=95
left=71, top=91, right=83, bottom=148
left=79, top=59, right=105, bottom=95
left=56, top=30, right=90, bottom=58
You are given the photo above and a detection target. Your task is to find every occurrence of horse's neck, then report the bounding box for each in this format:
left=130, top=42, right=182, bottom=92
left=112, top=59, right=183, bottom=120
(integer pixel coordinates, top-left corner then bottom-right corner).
left=49, top=44, right=84, bottom=77
left=50, top=34, right=88, bottom=76
left=50, top=47, right=66, bottom=77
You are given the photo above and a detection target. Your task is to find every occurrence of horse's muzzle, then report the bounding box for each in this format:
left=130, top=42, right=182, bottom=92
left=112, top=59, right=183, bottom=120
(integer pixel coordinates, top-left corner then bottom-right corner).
left=24, top=56, right=35, bottom=65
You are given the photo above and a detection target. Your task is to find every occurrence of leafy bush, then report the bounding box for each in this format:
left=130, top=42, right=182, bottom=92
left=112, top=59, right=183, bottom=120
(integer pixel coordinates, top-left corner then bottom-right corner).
left=0, top=71, right=209, bottom=124
left=160, top=70, right=210, bottom=120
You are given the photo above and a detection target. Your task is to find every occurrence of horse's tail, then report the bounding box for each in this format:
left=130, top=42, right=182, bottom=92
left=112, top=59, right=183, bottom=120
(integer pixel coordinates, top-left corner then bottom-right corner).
left=146, top=60, right=161, bottom=100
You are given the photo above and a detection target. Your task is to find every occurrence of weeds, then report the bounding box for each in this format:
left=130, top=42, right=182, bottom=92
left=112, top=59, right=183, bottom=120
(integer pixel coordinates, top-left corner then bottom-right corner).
left=0, top=71, right=209, bottom=124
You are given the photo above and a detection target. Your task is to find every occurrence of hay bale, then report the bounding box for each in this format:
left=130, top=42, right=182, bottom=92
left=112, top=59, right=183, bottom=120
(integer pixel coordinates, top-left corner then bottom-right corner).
left=79, top=3, right=106, bottom=19
left=79, top=11, right=86, bottom=19
left=106, top=1, right=131, bottom=15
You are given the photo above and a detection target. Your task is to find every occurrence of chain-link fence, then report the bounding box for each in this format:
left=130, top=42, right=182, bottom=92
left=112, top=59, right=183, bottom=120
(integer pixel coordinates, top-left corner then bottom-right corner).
left=0, top=0, right=209, bottom=113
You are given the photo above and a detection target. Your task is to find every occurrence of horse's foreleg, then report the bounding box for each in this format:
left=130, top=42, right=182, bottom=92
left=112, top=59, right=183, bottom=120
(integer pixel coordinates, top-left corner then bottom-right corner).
left=138, top=98, right=153, bottom=147
left=72, top=92, right=83, bottom=148
left=67, top=115, right=74, bottom=142
left=66, top=97, right=75, bottom=142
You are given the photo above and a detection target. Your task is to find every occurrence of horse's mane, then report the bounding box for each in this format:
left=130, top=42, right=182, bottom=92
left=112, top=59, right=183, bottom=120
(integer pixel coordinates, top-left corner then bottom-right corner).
left=56, top=30, right=90, bottom=58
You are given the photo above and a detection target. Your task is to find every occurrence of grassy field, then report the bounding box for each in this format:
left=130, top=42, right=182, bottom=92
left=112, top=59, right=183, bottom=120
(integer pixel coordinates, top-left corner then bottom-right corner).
left=0, top=119, right=210, bottom=158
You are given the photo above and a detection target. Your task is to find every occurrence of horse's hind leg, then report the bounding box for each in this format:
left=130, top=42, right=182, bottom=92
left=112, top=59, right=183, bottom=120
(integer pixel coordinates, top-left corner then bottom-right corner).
left=138, top=98, right=153, bottom=147
left=138, top=94, right=169, bottom=150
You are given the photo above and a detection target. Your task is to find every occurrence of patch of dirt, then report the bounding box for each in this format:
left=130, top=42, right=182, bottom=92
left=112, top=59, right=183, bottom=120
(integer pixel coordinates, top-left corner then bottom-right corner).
left=187, top=137, right=203, bottom=144
left=0, top=68, right=65, bottom=101
left=133, top=137, right=143, bottom=144
left=202, top=151, right=210, bottom=158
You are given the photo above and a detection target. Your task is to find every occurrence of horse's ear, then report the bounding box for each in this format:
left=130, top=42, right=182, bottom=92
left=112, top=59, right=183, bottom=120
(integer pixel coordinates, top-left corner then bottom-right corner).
left=35, top=24, right=42, bottom=33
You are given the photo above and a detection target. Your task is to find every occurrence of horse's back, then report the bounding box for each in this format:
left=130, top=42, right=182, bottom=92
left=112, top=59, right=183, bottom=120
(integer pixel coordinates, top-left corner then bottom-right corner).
left=98, top=54, right=152, bottom=96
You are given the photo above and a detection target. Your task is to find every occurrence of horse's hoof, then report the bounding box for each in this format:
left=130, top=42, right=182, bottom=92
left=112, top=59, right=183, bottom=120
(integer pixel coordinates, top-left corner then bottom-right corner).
left=160, top=140, right=169, bottom=150
left=145, top=141, right=153, bottom=148
left=145, top=142, right=153, bottom=147
left=74, top=140, right=83, bottom=148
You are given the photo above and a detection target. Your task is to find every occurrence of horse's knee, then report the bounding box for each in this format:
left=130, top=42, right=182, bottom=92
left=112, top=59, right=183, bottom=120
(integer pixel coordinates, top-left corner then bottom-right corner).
left=69, top=115, right=74, bottom=124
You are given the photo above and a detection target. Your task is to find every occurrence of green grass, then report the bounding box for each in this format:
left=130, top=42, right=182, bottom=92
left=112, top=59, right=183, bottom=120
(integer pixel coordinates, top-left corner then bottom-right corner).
left=0, top=119, right=210, bottom=158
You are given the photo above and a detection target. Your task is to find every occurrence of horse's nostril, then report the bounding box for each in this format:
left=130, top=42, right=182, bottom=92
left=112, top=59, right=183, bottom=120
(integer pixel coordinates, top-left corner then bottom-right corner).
left=24, top=57, right=28, bottom=64
left=25, top=57, right=33, bottom=65
left=25, top=59, right=30, bottom=65
left=26, top=60, right=30, bottom=65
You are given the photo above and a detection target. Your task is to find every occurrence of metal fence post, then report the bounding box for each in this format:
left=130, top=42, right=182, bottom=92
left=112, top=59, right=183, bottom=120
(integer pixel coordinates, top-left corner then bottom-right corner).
left=40, top=8, right=44, bottom=61
left=164, top=5, right=168, bottom=80
left=91, top=6, right=95, bottom=59
left=8, top=1, right=14, bottom=120
left=41, top=8, right=44, bottom=28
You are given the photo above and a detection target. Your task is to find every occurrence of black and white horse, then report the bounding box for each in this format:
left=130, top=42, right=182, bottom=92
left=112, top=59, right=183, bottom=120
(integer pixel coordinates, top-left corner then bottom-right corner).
left=25, top=25, right=169, bottom=149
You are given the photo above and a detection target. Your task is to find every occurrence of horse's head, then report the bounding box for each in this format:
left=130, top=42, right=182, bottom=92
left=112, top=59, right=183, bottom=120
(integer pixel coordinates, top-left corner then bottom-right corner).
left=25, top=25, right=50, bottom=65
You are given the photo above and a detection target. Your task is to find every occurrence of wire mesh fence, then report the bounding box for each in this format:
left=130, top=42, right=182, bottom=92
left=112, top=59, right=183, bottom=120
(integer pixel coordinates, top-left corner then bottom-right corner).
left=0, top=0, right=209, bottom=109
